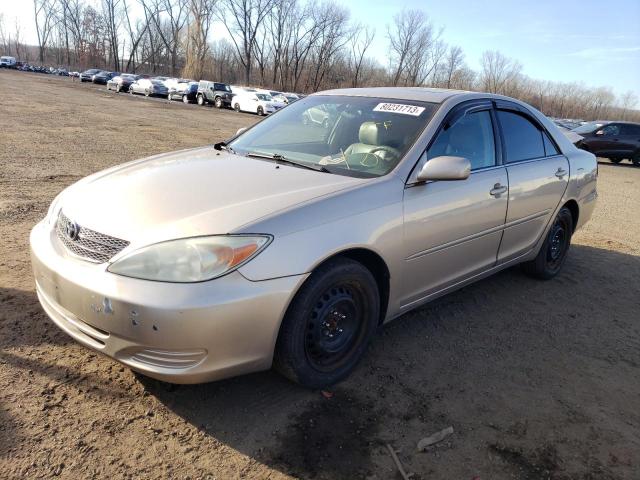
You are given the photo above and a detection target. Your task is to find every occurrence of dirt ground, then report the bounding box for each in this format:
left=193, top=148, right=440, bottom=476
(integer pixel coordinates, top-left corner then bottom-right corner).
left=0, top=70, right=639, bottom=480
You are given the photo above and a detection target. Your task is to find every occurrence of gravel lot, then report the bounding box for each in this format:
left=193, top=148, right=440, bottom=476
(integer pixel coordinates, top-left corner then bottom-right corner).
left=1, top=70, right=639, bottom=480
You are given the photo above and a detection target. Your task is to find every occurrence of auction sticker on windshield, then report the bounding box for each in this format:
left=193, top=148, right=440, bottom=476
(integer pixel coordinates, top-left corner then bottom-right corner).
left=373, top=103, right=426, bottom=116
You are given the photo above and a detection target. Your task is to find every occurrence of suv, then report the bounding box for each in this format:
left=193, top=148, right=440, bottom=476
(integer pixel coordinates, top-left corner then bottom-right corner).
left=197, top=80, right=233, bottom=108
left=575, top=121, right=640, bottom=166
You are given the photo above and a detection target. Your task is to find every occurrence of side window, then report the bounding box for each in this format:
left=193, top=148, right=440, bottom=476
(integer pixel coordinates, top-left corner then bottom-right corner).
left=427, top=110, right=496, bottom=170
left=542, top=132, right=559, bottom=156
left=620, top=124, right=640, bottom=136
left=497, top=110, right=545, bottom=162
left=600, top=124, right=620, bottom=136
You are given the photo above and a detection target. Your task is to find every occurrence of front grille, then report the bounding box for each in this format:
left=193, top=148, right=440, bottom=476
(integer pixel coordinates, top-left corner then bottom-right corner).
left=56, top=211, right=130, bottom=263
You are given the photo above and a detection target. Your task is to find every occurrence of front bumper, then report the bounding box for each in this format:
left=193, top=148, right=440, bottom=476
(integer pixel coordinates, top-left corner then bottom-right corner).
left=30, top=220, right=306, bottom=383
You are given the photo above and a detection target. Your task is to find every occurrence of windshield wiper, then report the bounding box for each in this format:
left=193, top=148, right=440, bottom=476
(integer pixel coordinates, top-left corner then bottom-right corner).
left=245, top=152, right=330, bottom=173
left=213, top=141, right=235, bottom=154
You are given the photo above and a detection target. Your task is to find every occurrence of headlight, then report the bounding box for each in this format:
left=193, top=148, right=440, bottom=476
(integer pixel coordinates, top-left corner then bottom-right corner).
left=107, top=235, right=271, bottom=282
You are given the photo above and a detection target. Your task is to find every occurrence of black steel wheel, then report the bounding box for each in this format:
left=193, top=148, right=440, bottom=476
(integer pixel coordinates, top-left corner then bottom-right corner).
left=274, top=258, right=380, bottom=388
left=522, top=207, right=573, bottom=280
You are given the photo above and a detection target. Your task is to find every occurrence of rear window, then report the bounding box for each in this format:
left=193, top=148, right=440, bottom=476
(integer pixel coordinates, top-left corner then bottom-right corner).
left=497, top=110, right=545, bottom=162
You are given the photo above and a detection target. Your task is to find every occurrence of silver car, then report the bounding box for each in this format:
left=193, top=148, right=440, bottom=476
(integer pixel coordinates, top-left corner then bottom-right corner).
left=30, top=88, right=598, bottom=388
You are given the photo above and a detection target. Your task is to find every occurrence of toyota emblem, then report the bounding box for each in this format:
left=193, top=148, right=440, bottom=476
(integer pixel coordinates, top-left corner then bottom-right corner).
left=66, top=221, right=80, bottom=241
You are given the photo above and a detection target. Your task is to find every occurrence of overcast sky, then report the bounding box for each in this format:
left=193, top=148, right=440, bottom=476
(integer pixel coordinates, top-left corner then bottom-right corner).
left=1, top=0, right=638, bottom=97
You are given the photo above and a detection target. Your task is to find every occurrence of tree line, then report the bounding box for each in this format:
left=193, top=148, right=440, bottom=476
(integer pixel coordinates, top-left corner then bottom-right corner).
left=0, top=1, right=638, bottom=122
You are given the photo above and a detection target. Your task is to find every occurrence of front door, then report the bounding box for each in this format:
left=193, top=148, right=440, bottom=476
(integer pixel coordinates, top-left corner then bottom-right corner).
left=401, top=107, right=508, bottom=309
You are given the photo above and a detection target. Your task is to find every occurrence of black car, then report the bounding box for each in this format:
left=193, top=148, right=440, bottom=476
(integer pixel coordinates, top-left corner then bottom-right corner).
left=168, top=82, right=198, bottom=103
left=79, top=68, right=102, bottom=82
left=574, top=121, right=640, bottom=166
left=106, top=73, right=140, bottom=93
left=93, top=71, right=119, bottom=84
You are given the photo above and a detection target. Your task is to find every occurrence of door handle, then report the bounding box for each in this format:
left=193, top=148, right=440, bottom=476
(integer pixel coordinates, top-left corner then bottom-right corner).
left=555, top=168, right=568, bottom=179
left=489, top=183, right=508, bottom=196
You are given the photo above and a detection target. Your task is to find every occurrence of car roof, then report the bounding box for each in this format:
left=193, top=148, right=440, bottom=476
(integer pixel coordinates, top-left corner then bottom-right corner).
left=313, top=86, right=471, bottom=103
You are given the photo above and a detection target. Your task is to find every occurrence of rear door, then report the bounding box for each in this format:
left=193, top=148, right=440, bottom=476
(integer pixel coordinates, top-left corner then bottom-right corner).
left=495, top=103, right=569, bottom=262
left=619, top=124, right=640, bottom=157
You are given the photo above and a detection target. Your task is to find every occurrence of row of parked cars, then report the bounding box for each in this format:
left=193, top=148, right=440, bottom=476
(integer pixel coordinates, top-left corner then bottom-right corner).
left=78, top=68, right=303, bottom=116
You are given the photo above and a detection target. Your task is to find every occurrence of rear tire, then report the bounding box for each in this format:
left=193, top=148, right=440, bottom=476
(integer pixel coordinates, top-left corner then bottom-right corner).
left=234, top=103, right=241, bottom=112
left=197, top=94, right=205, bottom=106
left=182, top=94, right=189, bottom=104
left=522, top=207, right=573, bottom=280
left=633, top=152, right=640, bottom=167
left=610, top=158, right=622, bottom=164
left=274, top=258, right=379, bottom=389
left=257, top=106, right=264, bottom=116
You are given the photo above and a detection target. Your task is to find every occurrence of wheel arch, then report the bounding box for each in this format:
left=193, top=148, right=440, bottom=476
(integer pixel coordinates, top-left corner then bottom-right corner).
left=299, top=247, right=391, bottom=325
left=563, top=199, right=579, bottom=232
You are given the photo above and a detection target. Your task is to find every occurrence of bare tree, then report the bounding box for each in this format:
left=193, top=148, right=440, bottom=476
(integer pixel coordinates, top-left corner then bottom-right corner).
left=162, top=0, right=189, bottom=75
left=33, top=0, right=58, bottom=63
left=183, top=0, right=216, bottom=79
left=349, top=23, right=374, bottom=87
left=619, top=91, right=638, bottom=120
left=387, top=9, right=444, bottom=87
left=307, top=2, right=351, bottom=91
left=480, top=50, right=522, bottom=95
left=101, top=0, right=122, bottom=70
left=219, top=0, right=275, bottom=84
left=442, top=45, right=464, bottom=89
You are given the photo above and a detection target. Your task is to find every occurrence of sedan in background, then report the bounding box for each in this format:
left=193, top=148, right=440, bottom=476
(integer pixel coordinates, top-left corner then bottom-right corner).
left=93, top=71, right=120, bottom=85
left=129, top=79, right=169, bottom=98
left=106, top=74, right=140, bottom=93
left=168, top=82, right=199, bottom=103
left=574, top=121, right=640, bottom=166
left=31, top=88, right=597, bottom=389
left=232, top=91, right=281, bottom=115
left=79, top=68, right=101, bottom=82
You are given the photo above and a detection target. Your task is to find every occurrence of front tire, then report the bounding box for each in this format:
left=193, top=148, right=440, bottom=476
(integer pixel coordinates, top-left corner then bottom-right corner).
left=274, top=258, right=380, bottom=389
left=234, top=103, right=241, bottom=112
left=257, top=106, right=264, bottom=116
left=522, top=207, right=573, bottom=280
left=197, top=94, right=205, bottom=106
left=214, top=97, right=223, bottom=108
left=610, top=158, right=622, bottom=164
left=633, top=152, right=640, bottom=167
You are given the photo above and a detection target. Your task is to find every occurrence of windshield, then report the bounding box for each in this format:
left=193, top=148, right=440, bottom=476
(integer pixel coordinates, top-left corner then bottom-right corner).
left=573, top=122, right=605, bottom=134
left=229, top=95, right=438, bottom=178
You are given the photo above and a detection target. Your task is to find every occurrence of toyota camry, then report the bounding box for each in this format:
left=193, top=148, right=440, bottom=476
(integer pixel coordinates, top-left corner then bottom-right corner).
left=31, top=87, right=598, bottom=388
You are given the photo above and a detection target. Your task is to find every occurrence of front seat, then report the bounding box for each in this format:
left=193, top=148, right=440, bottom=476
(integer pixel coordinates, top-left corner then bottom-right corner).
left=344, top=122, right=401, bottom=162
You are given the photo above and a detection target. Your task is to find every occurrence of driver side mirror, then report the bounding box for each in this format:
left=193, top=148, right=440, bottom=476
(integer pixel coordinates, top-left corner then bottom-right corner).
left=595, top=130, right=604, bottom=135
left=417, top=156, right=471, bottom=182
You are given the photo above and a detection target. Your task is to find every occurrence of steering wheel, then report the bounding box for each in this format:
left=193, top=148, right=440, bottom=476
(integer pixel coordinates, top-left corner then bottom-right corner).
left=369, top=145, right=400, bottom=162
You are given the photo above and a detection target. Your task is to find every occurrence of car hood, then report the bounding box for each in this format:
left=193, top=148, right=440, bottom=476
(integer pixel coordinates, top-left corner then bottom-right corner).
left=59, top=147, right=364, bottom=248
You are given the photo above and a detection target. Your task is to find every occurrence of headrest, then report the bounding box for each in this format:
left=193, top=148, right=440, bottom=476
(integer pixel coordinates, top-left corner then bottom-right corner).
left=359, top=122, right=389, bottom=146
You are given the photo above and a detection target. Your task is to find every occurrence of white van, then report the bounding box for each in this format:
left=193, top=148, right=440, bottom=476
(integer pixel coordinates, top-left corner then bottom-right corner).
left=0, top=56, right=17, bottom=67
